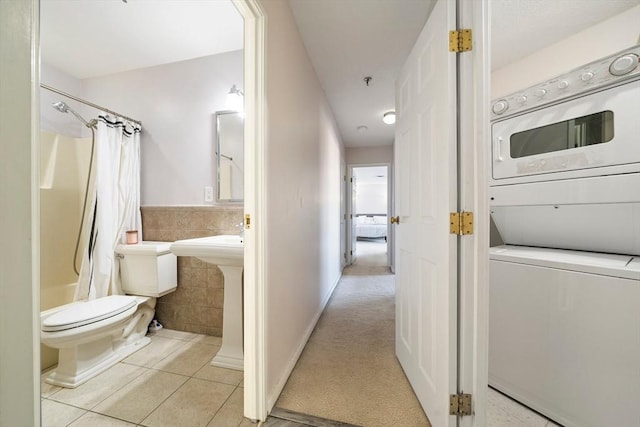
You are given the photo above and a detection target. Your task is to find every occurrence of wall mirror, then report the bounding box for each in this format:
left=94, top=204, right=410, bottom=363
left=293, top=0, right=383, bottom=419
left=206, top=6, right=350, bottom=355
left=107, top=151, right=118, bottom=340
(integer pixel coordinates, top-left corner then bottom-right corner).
left=216, top=110, right=244, bottom=202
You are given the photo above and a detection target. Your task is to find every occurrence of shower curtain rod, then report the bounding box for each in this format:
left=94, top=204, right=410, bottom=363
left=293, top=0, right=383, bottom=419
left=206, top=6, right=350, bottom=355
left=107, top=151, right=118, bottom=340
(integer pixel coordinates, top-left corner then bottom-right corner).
left=40, top=83, right=142, bottom=126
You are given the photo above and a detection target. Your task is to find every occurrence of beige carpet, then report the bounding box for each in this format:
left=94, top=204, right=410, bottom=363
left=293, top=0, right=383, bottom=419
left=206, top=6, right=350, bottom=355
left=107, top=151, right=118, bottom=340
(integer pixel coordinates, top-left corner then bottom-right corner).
left=275, top=241, right=430, bottom=426
left=353, top=240, right=388, bottom=267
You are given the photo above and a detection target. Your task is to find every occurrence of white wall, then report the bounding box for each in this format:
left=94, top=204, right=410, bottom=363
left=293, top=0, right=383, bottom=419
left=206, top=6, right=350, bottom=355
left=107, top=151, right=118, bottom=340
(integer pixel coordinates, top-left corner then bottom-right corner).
left=346, top=145, right=393, bottom=165
left=355, top=182, right=387, bottom=214
left=261, top=0, right=345, bottom=407
left=0, top=1, right=40, bottom=425
left=82, top=51, right=244, bottom=206
left=41, top=63, right=91, bottom=138
left=492, top=5, right=640, bottom=98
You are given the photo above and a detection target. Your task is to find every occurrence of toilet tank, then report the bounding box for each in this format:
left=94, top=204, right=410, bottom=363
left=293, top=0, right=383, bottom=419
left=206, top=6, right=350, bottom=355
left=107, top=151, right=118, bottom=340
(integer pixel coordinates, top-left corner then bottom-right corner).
left=115, top=241, right=177, bottom=297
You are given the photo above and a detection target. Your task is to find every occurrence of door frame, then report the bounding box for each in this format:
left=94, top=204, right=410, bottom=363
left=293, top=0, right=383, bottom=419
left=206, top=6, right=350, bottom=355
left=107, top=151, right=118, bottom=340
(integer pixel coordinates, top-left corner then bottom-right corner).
left=346, top=163, right=392, bottom=267
left=232, top=0, right=267, bottom=421
left=346, top=167, right=357, bottom=265
left=0, top=0, right=41, bottom=425
left=457, top=0, right=489, bottom=425
left=6, top=0, right=269, bottom=423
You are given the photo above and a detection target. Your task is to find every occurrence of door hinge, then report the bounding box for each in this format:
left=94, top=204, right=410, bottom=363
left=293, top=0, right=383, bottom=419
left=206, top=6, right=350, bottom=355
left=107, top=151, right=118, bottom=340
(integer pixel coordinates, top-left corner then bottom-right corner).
left=449, top=29, right=472, bottom=53
left=245, top=213, right=251, bottom=229
left=449, top=393, right=472, bottom=416
left=450, top=212, right=474, bottom=235
left=350, top=250, right=353, bottom=255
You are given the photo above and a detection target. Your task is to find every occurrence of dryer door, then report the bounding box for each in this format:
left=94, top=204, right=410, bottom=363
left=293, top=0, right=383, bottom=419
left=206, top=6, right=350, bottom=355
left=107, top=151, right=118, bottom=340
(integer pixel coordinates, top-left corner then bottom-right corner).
left=492, top=79, right=640, bottom=184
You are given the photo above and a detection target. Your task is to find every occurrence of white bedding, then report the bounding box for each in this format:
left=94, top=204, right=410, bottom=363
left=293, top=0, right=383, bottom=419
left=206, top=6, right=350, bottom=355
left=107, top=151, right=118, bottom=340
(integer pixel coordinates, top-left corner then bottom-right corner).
left=356, top=215, right=387, bottom=239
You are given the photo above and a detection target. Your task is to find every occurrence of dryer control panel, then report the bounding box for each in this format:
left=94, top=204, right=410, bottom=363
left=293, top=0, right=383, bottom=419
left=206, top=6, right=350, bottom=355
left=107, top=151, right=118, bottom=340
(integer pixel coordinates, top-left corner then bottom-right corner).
left=491, top=45, right=640, bottom=121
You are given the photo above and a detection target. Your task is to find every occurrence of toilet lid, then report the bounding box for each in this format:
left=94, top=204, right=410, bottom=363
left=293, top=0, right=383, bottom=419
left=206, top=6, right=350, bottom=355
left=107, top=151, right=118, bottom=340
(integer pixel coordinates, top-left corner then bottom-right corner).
left=42, top=295, right=137, bottom=332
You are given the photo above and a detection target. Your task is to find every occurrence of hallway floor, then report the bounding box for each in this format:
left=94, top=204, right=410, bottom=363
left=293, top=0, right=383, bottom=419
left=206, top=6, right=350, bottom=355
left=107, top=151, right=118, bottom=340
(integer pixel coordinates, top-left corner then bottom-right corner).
left=274, top=240, right=429, bottom=426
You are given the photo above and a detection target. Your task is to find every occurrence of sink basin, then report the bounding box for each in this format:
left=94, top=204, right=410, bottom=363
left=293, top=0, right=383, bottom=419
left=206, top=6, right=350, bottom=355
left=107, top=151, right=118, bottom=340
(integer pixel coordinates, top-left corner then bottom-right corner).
left=170, top=235, right=243, bottom=266
left=169, top=234, right=245, bottom=370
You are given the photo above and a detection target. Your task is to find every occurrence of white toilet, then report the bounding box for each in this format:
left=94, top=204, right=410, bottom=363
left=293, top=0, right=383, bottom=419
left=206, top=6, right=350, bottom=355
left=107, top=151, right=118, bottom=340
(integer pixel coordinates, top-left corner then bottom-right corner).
left=41, top=241, right=177, bottom=388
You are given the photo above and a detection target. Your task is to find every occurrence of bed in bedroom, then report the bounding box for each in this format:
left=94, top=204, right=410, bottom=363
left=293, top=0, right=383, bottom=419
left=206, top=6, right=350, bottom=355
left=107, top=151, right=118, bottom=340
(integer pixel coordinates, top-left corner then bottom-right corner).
left=355, top=214, right=387, bottom=240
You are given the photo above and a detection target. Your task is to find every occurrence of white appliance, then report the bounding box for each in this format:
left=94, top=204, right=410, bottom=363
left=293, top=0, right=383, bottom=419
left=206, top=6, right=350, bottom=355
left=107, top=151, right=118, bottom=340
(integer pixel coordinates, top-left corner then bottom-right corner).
left=490, top=45, right=640, bottom=255
left=489, top=45, right=640, bottom=427
left=490, top=246, right=640, bottom=427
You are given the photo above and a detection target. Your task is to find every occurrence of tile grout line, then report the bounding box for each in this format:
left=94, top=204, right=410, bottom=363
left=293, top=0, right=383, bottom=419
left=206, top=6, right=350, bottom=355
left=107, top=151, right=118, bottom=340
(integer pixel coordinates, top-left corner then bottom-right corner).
left=186, top=350, right=243, bottom=427
left=136, top=340, right=241, bottom=426
left=131, top=351, right=215, bottom=426
left=43, top=330, right=234, bottom=426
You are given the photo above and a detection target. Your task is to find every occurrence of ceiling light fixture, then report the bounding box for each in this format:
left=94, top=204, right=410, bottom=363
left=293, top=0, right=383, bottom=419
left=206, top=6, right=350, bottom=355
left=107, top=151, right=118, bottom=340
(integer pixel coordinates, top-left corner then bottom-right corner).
left=226, top=84, right=244, bottom=112
left=383, top=111, right=396, bottom=125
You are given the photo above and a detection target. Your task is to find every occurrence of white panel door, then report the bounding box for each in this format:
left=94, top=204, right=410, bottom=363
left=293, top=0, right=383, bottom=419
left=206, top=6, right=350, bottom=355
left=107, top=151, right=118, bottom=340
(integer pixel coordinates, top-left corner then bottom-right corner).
left=394, top=0, right=457, bottom=425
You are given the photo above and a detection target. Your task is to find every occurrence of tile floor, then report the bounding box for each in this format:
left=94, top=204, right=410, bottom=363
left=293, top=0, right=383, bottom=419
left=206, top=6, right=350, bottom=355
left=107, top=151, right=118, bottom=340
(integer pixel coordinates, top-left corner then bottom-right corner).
left=41, top=329, right=252, bottom=427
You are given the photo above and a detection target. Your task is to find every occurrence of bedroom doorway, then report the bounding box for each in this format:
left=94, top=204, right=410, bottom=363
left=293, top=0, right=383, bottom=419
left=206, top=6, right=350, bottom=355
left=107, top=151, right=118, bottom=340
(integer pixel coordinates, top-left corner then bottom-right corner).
left=347, top=165, right=390, bottom=268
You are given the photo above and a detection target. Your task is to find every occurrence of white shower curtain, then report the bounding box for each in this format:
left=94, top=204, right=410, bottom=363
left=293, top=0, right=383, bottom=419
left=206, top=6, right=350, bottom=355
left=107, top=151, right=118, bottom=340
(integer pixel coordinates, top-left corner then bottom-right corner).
left=75, top=115, right=142, bottom=300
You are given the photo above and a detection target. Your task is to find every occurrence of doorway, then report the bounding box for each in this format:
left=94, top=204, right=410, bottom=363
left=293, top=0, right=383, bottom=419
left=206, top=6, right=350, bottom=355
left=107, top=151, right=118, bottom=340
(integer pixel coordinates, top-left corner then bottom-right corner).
left=347, top=165, right=390, bottom=268
left=35, top=0, right=267, bottom=424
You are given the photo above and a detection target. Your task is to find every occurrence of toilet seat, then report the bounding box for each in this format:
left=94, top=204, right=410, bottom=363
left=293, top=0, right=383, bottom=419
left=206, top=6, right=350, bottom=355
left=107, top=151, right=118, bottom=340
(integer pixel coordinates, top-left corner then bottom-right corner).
left=42, top=295, right=137, bottom=332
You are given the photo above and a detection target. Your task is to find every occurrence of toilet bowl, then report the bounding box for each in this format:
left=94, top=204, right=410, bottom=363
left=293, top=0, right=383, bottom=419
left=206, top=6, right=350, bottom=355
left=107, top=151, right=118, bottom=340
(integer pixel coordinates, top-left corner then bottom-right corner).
left=41, top=241, right=177, bottom=388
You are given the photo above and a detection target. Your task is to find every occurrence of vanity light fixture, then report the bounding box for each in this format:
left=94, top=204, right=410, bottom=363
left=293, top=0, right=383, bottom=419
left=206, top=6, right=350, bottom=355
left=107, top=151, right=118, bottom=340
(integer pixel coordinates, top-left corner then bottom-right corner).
left=226, top=84, right=244, bottom=112
left=383, top=111, right=396, bottom=125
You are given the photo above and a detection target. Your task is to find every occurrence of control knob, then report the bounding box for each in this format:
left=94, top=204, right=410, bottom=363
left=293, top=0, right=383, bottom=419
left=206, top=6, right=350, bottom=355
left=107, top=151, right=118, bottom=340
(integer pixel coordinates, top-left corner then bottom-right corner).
left=557, top=80, right=569, bottom=89
left=581, top=71, right=594, bottom=82
left=534, top=89, right=547, bottom=98
left=516, top=95, right=527, bottom=105
left=492, top=100, right=509, bottom=115
left=609, top=53, right=639, bottom=76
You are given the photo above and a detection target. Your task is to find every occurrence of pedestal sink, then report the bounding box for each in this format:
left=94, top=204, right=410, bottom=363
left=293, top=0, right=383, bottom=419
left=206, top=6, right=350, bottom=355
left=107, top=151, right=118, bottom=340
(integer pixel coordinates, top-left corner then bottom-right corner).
left=170, top=235, right=244, bottom=370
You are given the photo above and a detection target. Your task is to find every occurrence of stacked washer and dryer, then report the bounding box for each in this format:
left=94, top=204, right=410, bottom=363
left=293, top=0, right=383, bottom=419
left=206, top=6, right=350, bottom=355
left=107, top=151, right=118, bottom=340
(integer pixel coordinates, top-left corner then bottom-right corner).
left=489, top=46, right=640, bottom=427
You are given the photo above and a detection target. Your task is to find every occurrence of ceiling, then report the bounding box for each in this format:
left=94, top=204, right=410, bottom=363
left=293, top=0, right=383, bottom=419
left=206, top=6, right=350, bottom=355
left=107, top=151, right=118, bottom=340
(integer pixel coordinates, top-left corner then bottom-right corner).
left=40, top=0, right=243, bottom=79
left=289, top=0, right=437, bottom=148
left=41, top=0, right=639, bottom=148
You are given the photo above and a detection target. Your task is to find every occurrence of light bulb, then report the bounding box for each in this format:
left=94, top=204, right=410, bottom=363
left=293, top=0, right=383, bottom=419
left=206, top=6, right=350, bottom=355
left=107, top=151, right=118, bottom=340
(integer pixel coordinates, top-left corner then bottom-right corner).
left=383, top=111, right=396, bottom=125
left=226, top=85, right=244, bottom=112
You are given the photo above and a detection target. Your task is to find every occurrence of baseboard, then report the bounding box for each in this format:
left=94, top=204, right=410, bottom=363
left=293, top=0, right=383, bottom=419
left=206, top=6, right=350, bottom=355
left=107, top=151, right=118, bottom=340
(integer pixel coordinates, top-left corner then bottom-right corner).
left=266, top=271, right=342, bottom=411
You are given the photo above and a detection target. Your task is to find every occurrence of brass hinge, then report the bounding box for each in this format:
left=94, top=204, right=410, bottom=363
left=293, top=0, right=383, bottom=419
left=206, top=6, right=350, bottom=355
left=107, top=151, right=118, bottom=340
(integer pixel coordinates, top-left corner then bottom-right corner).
left=450, top=212, right=474, bottom=235
left=245, top=213, right=251, bottom=229
left=449, top=29, right=472, bottom=52
left=449, top=393, right=472, bottom=416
